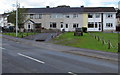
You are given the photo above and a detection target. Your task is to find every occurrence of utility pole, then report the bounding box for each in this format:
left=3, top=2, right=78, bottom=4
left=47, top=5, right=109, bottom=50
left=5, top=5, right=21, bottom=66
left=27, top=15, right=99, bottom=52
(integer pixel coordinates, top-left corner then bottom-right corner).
left=16, top=0, right=18, bottom=37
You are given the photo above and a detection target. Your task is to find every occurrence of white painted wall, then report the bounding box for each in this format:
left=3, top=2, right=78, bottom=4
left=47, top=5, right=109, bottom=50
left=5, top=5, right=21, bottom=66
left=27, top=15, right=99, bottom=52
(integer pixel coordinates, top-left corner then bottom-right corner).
left=25, top=13, right=84, bottom=31
left=88, top=13, right=102, bottom=31
left=103, top=13, right=116, bottom=31
left=24, top=20, right=34, bottom=30
left=0, top=16, right=4, bottom=27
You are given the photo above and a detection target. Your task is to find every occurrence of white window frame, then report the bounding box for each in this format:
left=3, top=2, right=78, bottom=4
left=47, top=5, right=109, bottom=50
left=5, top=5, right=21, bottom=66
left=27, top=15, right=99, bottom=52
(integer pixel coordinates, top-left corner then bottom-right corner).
left=73, top=23, right=79, bottom=28
left=106, top=23, right=113, bottom=27
left=88, top=14, right=93, bottom=18
left=88, top=22, right=94, bottom=28
left=65, top=14, right=70, bottom=18
left=30, top=14, right=34, bottom=19
left=50, top=22, right=57, bottom=28
left=73, top=14, right=78, bottom=18
left=95, top=14, right=100, bottom=18
left=34, top=14, right=42, bottom=19
left=106, top=14, right=113, bottom=18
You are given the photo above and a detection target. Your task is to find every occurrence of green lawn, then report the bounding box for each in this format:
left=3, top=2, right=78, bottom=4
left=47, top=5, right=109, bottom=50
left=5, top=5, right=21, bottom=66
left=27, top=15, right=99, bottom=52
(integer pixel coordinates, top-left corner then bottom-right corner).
left=90, top=32, right=118, bottom=49
left=2, top=32, right=38, bottom=38
left=52, top=32, right=118, bottom=53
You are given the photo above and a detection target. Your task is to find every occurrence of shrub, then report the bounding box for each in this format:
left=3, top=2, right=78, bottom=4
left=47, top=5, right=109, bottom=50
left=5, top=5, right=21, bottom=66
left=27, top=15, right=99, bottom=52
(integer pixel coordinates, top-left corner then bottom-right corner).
left=82, top=27, right=87, bottom=33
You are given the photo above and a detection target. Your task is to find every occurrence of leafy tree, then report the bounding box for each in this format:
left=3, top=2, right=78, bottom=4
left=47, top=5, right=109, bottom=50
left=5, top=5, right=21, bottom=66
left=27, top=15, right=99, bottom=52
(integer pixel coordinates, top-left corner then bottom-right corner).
left=117, top=9, right=120, bottom=15
left=7, top=8, right=27, bottom=28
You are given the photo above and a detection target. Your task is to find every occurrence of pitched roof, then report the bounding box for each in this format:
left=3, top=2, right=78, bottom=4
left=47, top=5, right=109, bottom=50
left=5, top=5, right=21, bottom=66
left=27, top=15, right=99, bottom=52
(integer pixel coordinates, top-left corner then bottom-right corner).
left=24, top=19, right=41, bottom=24
left=24, top=7, right=116, bottom=14
left=26, top=7, right=83, bottom=13
left=83, top=7, right=116, bottom=12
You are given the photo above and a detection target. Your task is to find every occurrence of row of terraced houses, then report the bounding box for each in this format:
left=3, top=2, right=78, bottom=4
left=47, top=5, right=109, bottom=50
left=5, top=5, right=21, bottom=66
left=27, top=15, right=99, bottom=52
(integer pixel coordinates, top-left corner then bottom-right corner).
left=0, top=6, right=117, bottom=32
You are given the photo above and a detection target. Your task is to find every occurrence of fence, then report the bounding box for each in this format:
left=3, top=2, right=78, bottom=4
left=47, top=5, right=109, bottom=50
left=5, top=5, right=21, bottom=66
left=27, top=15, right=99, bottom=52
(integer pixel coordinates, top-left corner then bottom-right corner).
left=88, top=32, right=118, bottom=50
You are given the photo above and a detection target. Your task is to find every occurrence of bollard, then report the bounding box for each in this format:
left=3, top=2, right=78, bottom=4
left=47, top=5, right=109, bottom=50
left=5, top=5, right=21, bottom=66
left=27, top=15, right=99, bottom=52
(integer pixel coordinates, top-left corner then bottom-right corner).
left=108, top=40, right=110, bottom=49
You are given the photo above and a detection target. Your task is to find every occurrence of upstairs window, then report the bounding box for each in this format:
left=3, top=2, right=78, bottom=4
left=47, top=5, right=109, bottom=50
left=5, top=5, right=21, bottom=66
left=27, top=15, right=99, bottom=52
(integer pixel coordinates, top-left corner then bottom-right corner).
left=35, top=14, right=42, bottom=19
left=50, top=14, right=63, bottom=18
left=73, top=14, right=78, bottom=18
left=30, top=14, right=34, bottom=19
left=57, top=14, right=63, bottom=18
left=65, top=15, right=70, bottom=18
left=96, top=14, right=100, bottom=18
left=50, top=14, right=57, bottom=18
left=88, top=14, right=93, bottom=18
left=106, top=14, right=113, bottom=18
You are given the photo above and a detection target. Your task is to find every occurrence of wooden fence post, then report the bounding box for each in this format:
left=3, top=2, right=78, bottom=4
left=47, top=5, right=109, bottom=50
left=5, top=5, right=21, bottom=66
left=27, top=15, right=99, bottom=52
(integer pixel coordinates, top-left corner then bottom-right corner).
left=95, top=35, right=96, bottom=39
left=102, top=38, right=104, bottom=45
left=108, top=40, right=110, bottom=49
left=118, top=42, right=120, bottom=52
left=98, top=36, right=100, bottom=41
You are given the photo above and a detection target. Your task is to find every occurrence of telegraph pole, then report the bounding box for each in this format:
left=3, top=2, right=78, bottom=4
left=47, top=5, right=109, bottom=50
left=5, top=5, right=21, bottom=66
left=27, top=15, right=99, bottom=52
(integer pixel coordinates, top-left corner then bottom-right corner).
left=16, top=0, right=18, bottom=37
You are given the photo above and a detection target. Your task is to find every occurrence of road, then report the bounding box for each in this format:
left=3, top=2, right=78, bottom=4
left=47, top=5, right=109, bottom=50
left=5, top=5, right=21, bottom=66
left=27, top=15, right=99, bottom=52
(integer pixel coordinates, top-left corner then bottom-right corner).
left=2, top=37, right=118, bottom=74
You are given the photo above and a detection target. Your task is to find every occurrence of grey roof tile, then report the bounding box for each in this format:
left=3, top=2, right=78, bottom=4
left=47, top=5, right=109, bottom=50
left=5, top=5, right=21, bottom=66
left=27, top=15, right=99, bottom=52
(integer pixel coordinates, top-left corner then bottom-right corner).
left=23, top=7, right=116, bottom=13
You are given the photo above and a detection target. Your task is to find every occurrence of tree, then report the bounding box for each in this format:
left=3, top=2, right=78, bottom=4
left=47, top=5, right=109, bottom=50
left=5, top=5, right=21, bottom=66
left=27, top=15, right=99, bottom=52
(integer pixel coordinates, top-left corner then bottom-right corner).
left=117, top=9, right=120, bottom=15
left=7, top=8, right=27, bottom=28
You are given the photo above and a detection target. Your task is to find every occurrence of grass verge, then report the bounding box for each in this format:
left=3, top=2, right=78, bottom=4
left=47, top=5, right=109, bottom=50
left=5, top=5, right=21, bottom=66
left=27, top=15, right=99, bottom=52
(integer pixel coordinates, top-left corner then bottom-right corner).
left=2, top=32, right=38, bottom=38
left=51, top=32, right=118, bottom=53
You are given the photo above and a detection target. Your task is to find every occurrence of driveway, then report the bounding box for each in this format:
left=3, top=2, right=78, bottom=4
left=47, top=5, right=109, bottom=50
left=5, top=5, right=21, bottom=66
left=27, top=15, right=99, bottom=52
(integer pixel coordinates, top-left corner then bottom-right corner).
left=24, top=33, right=58, bottom=42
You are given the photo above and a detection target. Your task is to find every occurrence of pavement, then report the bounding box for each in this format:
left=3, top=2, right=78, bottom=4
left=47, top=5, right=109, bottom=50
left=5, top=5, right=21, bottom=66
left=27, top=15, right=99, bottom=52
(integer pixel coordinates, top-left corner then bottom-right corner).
left=1, top=34, right=118, bottom=73
left=2, top=34, right=118, bottom=61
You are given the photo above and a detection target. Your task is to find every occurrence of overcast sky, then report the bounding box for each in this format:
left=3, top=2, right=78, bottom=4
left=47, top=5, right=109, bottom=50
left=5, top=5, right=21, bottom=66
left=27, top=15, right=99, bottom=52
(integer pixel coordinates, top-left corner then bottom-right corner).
left=0, top=0, right=119, bottom=14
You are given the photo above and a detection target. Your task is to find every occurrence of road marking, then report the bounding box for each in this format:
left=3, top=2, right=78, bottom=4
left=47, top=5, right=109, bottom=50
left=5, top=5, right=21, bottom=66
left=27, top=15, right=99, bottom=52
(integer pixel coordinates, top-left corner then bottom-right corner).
left=68, top=72, right=77, bottom=75
left=18, top=53, right=45, bottom=64
left=0, top=47, right=5, bottom=50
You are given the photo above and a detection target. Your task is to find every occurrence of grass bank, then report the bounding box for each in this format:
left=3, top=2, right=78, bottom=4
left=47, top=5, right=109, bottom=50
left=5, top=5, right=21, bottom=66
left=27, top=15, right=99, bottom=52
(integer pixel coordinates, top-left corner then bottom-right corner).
left=51, top=32, right=118, bottom=53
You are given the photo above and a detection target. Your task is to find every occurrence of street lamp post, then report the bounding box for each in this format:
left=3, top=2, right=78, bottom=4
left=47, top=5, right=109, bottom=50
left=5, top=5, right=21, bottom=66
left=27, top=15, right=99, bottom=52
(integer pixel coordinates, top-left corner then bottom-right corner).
left=16, top=0, right=18, bottom=37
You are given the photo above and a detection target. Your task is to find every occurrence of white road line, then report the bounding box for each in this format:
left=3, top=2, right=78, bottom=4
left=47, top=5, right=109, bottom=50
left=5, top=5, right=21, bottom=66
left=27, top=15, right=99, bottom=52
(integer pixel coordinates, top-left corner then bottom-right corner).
left=68, top=72, right=77, bottom=75
left=0, top=47, right=5, bottom=50
left=18, top=53, right=45, bottom=64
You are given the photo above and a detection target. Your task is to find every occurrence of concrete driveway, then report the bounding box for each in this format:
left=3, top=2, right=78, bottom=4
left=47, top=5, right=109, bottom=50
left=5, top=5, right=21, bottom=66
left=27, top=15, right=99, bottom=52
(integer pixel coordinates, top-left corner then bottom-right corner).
left=24, top=33, right=58, bottom=42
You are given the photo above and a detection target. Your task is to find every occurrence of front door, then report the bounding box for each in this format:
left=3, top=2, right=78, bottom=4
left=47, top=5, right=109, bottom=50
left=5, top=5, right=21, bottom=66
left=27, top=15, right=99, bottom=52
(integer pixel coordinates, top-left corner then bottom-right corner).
left=65, top=24, right=69, bottom=31
left=94, top=22, right=102, bottom=31
left=98, top=22, right=102, bottom=31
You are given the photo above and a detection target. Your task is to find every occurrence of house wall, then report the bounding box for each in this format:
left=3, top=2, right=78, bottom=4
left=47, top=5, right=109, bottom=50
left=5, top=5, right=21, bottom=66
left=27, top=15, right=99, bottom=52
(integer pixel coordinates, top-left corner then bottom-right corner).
left=24, top=20, right=34, bottom=29
left=24, top=12, right=117, bottom=32
left=103, top=13, right=116, bottom=31
left=82, top=13, right=88, bottom=27
left=116, top=18, right=120, bottom=26
left=0, top=15, right=4, bottom=27
left=25, top=13, right=84, bottom=31
left=87, top=13, right=102, bottom=31
left=3, top=17, right=8, bottom=27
